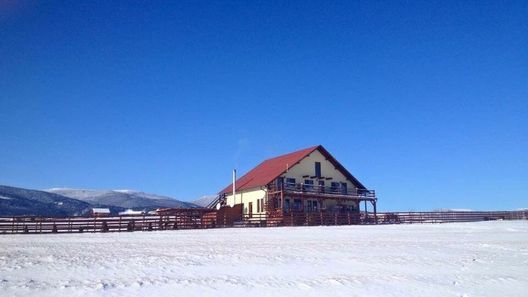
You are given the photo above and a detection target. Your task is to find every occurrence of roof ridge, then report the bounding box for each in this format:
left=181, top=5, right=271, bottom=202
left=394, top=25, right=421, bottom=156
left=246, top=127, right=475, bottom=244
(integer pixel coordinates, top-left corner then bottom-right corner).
left=262, top=145, right=320, bottom=162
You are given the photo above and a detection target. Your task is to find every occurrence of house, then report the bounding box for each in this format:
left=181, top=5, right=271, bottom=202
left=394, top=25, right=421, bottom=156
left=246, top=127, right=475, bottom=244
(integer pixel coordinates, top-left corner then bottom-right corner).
left=217, top=145, right=377, bottom=225
left=90, top=208, right=110, bottom=217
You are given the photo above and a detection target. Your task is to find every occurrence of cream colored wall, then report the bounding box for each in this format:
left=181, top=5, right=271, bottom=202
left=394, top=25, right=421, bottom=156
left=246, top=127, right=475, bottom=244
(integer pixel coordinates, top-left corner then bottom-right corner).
left=282, top=149, right=358, bottom=193
left=225, top=187, right=267, bottom=215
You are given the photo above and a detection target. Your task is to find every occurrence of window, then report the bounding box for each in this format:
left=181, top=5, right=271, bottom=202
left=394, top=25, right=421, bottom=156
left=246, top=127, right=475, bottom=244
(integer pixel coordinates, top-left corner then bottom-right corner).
left=340, top=182, right=348, bottom=194
left=331, top=182, right=339, bottom=193
left=293, top=199, right=302, bottom=211
left=315, top=162, right=321, bottom=178
left=257, top=199, right=260, bottom=213
left=307, top=200, right=318, bottom=212
left=285, top=178, right=296, bottom=189
left=304, top=179, right=314, bottom=191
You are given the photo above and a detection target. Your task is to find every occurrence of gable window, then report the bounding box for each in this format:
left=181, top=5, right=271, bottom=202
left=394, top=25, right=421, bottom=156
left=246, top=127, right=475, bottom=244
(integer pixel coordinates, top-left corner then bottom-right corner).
left=315, top=162, right=321, bottom=178
left=340, top=182, right=348, bottom=194
left=304, top=179, right=314, bottom=191
left=331, top=182, right=339, bottom=193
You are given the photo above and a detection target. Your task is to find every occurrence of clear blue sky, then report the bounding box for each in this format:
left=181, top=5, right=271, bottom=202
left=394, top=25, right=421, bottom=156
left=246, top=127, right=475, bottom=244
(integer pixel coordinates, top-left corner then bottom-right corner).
left=1, top=1, right=526, bottom=211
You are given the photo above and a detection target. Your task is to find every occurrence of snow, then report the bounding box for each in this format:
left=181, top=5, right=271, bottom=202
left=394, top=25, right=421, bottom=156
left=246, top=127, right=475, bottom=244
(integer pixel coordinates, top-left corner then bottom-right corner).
left=118, top=209, right=143, bottom=215
left=0, top=221, right=527, bottom=297
left=433, top=208, right=474, bottom=212
left=91, top=208, right=110, bottom=214
left=113, top=190, right=137, bottom=194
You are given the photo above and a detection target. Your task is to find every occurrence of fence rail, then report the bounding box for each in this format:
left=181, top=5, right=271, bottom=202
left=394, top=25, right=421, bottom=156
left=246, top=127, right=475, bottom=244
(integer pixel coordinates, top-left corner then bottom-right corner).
left=1, top=210, right=526, bottom=235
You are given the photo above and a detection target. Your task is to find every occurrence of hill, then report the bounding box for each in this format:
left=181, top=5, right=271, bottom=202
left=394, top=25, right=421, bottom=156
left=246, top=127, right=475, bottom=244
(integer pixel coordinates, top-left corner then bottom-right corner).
left=0, top=185, right=94, bottom=217
left=46, top=188, right=199, bottom=210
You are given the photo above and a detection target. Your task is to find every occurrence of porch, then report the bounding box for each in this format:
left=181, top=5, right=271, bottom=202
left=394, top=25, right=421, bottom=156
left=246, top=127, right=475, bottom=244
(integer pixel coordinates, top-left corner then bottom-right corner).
left=260, top=182, right=378, bottom=226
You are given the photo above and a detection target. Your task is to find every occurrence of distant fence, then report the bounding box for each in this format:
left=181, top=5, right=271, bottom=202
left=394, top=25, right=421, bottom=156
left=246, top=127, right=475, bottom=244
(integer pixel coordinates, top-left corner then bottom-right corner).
left=0, top=210, right=526, bottom=235
left=375, top=210, right=528, bottom=224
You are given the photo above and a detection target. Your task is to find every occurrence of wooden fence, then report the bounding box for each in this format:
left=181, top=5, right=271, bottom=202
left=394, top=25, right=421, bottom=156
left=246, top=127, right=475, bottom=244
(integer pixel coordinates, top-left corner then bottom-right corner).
left=375, top=210, right=528, bottom=224
left=239, top=212, right=362, bottom=227
left=0, top=214, right=217, bottom=234
left=1, top=210, right=526, bottom=235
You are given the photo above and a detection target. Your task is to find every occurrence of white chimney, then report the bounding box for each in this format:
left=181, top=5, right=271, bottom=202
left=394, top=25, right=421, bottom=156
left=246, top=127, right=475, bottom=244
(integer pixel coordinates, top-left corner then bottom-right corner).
left=232, top=169, right=237, bottom=205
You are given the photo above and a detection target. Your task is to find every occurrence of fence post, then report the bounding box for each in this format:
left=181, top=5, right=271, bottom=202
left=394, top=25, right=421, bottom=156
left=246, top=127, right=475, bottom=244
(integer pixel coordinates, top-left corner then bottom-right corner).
left=102, top=221, right=109, bottom=233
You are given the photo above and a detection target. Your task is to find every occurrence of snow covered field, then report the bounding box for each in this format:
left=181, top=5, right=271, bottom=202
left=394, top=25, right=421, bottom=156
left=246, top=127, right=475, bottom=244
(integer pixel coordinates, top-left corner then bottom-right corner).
left=1, top=221, right=527, bottom=297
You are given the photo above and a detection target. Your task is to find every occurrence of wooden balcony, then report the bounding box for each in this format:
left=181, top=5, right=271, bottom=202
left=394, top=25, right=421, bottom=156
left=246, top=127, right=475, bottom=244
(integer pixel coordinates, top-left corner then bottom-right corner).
left=267, top=183, right=376, bottom=201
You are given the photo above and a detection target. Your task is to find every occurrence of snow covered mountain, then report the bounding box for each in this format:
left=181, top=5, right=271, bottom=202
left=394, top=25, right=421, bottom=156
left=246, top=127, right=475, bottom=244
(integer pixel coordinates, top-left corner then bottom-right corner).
left=191, top=195, right=218, bottom=208
left=46, top=188, right=199, bottom=210
left=0, top=185, right=95, bottom=216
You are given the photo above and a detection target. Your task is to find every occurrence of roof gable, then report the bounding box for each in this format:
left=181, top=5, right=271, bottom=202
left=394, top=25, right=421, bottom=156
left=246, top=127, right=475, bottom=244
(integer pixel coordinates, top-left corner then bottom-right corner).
left=219, top=145, right=366, bottom=194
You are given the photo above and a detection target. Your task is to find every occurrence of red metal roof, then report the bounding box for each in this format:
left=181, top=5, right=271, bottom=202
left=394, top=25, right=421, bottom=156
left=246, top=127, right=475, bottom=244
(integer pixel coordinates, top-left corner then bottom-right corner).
left=219, top=145, right=366, bottom=194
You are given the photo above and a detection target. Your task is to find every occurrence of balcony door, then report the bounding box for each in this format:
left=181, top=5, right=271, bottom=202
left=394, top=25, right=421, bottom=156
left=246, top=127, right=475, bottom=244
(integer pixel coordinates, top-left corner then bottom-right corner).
left=340, top=182, right=347, bottom=195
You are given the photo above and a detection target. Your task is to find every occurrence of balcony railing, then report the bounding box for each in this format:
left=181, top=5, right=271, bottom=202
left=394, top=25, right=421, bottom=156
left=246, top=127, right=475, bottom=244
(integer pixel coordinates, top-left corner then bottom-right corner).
left=268, top=183, right=376, bottom=199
